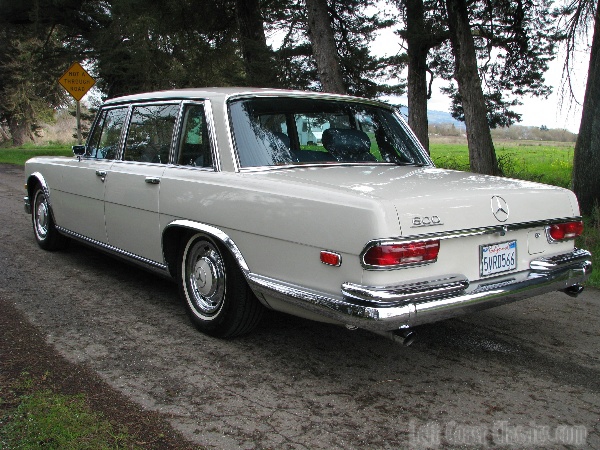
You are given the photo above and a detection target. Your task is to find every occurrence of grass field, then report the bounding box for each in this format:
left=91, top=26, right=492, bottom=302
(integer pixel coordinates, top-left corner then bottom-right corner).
left=431, top=140, right=575, bottom=188
left=0, top=143, right=72, bottom=165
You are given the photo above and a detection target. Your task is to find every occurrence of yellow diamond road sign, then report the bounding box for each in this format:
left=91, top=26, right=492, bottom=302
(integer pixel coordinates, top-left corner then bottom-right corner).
left=58, top=62, right=96, bottom=101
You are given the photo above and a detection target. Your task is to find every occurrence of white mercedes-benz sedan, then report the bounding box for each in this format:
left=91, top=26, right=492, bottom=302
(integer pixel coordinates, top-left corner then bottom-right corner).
left=24, top=88, right=592, bottom=342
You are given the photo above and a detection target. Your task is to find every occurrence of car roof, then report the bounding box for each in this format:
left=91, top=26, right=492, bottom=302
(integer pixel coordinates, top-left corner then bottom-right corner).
left=102, top=87, right=391, bottom=109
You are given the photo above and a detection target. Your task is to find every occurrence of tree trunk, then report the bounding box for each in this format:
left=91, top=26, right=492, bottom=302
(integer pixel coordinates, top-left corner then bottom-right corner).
left=405, top=0, right=430, bottom=152
left=305, top=0, right=346, bottom=94
left=445, top=0, right=500, bottom=175
left=235, top=0, right=279, bottom=87
left=572, top=0, right=600, bottom=216
left=8, top=117, right=33, bottom=146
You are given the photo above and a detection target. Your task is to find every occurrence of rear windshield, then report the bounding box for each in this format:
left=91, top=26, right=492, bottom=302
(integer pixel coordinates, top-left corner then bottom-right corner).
left=228, top=97, right=431, bottom=168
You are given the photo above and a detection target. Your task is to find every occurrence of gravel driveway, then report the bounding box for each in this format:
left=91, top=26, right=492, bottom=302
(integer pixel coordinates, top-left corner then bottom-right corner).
left=1, top=163, right=599, bottom=449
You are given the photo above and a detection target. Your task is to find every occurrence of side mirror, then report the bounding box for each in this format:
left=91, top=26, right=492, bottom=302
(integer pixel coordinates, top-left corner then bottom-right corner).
left=72, top=145, right=86, bottom=156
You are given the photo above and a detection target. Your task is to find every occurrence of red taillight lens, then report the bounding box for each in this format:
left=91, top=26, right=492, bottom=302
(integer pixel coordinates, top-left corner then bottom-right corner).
left=320, top=250, right=342, bottom=266
left=363, top=240, right=440, bottom=267
left=548, top=221, right=584, bottom=241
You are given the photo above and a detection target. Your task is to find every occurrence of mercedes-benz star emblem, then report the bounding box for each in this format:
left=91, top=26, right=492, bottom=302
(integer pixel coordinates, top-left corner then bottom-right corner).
left=491, top=195, right=509, bottom=222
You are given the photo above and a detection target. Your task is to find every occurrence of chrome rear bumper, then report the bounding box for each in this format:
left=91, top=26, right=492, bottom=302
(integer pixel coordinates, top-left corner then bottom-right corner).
left=248, top=248, right=592, bottom=332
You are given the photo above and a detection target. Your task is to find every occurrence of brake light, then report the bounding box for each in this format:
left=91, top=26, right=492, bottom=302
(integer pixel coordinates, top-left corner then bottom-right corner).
left=363, top=240, right=440, bottom=267
left=548, top=221, right=584, bottom=242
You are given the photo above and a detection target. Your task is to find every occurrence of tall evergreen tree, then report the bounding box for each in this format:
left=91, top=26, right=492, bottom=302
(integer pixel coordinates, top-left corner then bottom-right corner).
left=235, top=0, right=281, bottom=87
left=305, top=0, right=346, bottom=93
left=268, top=0, right=402, bottom=97
left=0, top=4, right=77, bottom=145
left=445, top=0, right=500, bottom=175
left=396, top=0, right=447, bottom=152
left=563, top=0, right=600, bottom=215
left=395, top=0, right=558, bottom=173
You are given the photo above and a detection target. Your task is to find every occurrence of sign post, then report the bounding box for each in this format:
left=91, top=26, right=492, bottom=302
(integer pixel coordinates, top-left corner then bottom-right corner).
left=58, top=62, right=96, bottom=145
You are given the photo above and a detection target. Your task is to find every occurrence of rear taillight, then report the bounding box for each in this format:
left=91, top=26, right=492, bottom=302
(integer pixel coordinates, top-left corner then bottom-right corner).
left=363, top=240, right=440, bottom=268
left=547, top=221, right=584, bottom=242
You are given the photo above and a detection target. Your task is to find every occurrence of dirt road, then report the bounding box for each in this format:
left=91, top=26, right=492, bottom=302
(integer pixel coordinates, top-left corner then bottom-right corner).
left=1, top=163, right=599, bottom=449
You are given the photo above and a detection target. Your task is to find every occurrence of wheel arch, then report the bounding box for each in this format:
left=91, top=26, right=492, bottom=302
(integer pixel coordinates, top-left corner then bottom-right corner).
left=27, top=172, right=59, bottom=224
left=162, top=220, right=251, bottom=279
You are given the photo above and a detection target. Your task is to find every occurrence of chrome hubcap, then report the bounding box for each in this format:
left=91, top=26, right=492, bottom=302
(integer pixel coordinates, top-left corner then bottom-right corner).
left=35, top=194, right=49, bottom=238
left=187, top=240, right=225, bottom=316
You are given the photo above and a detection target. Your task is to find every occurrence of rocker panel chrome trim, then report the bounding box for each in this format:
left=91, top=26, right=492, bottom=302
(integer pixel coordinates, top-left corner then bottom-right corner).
left=56, top=226, right=170, bottom=273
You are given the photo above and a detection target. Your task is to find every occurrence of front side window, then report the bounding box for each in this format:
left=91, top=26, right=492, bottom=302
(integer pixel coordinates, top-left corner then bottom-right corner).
left=123, top=103, right=179, bottom=164
left=229, top=97, right=431, bottom=168
left=87, top=107, right=128, bottom=159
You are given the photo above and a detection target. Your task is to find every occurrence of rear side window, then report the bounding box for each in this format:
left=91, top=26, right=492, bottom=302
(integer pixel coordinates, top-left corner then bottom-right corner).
left=175, top=104, right=213, bottom=168
left=87, top=107, right=128, bottom=159
left=123, top=104, right=179, bottom=164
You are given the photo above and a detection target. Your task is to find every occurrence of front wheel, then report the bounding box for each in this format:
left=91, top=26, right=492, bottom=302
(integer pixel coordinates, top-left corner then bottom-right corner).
left=178, top=233, right=264, bottom=337
left=31, top=185, right=68, bottom=251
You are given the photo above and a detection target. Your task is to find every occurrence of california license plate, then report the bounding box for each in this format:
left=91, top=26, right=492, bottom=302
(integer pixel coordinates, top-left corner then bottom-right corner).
left=480, top=241, right=517, bottom=276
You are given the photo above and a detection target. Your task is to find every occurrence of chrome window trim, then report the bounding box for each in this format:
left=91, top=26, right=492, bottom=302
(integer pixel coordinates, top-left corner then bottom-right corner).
left=119, top=101, right=181, bottom=164
left=169, top=100, right=219, bottom=171
left=360, top=217, right=583, bottom=270
left=204, top=100, right=221, bottom=172
left=225, top=94, right=434, bottom=172
left=83, top=105, right=131, bottom=160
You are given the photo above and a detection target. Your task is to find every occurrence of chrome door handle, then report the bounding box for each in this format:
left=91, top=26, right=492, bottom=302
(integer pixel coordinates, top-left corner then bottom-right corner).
left=95, top=170, right=107, bottom=182
left=145, top=177, right=160, bottom=184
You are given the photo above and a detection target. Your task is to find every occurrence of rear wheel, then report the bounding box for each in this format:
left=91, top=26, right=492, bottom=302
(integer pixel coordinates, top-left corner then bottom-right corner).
left=178, top=233, right=264, bottom=337
left=31, top=185, right=68, bottom=251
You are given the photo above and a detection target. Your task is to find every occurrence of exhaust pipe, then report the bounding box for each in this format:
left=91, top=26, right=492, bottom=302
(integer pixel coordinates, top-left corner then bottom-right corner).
left=563, top=284, right=584, bottom=298
left=370, top=328, right=416, bottom=346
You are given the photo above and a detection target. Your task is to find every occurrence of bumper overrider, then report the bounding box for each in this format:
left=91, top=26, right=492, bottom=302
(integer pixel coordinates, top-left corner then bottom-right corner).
left=248, top=248, right=592, bottom=332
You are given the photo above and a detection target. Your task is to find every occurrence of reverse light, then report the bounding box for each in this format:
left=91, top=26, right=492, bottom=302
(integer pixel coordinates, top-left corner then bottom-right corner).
left=363, top=240, right=440, bottom=268
left=547, top=221, right=584, bottom=242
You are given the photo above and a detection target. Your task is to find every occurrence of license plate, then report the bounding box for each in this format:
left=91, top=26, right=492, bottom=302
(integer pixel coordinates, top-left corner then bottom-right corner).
left=480, top=241, right=517, bottom=276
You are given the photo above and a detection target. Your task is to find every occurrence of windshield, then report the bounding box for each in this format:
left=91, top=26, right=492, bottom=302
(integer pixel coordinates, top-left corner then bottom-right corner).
left=229, top=97, right=432, bottom=169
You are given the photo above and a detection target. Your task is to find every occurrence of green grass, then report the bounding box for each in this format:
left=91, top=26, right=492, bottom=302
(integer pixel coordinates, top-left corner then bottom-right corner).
left=0, top=144, right=72, bottom=165
left=431, top=141, right=575, bottom=188
left=0, top=373, right=141, bottom=449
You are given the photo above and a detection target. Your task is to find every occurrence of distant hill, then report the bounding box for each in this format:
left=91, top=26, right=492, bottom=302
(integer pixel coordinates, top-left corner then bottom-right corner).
left=395, top=105, right=466, bottom=128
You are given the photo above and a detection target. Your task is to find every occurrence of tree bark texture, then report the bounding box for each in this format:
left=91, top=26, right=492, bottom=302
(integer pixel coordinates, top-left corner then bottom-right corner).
left=235, top=0, right=279, bottom=87
left=305, top=0, right=346, bottom=94
left=445, top=0, right=500, bottom=175
left=572, top=0, right=600, bottom=215
left=405, top=0, right=430, bottom=152
left=8, top=117, right=32, bottom=146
